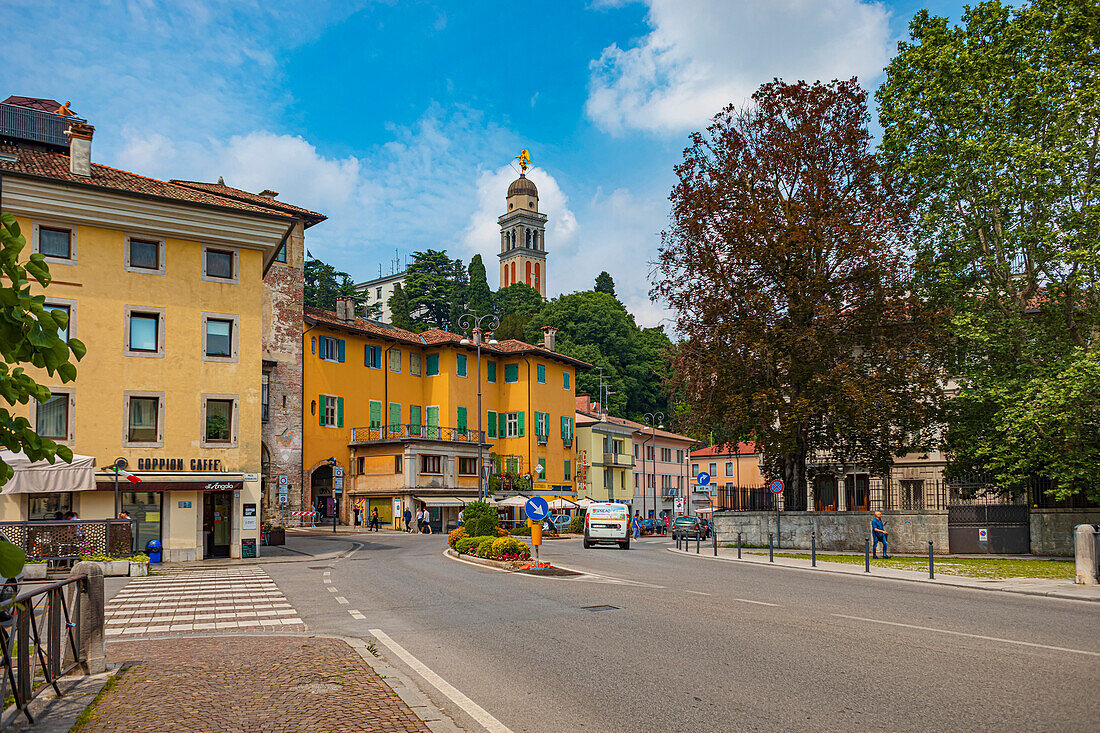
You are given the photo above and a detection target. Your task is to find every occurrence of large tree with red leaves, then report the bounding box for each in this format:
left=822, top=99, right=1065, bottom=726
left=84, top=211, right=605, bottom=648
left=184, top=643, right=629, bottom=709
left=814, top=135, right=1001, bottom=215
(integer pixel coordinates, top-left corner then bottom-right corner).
left=652, top=79, right=943, bottom=504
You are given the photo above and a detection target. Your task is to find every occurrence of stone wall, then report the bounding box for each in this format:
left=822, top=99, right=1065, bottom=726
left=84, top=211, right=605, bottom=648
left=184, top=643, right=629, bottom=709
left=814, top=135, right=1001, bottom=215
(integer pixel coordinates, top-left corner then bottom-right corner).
left=1030, top=509, right=1100, bottom=557
left=714, top=511, right=950, bottom=554
left=261, top=222, right=305, bottom=522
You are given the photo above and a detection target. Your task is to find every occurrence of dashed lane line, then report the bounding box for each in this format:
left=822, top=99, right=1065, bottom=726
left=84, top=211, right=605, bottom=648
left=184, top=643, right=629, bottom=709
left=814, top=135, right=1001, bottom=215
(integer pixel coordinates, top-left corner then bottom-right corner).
left=733, top=598, right=779, bottom=607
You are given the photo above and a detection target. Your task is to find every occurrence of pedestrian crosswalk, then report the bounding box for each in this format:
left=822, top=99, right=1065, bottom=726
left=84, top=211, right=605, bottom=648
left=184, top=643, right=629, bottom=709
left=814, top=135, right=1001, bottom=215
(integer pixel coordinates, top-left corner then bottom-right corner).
left=105, top=566, right=306, bottom=637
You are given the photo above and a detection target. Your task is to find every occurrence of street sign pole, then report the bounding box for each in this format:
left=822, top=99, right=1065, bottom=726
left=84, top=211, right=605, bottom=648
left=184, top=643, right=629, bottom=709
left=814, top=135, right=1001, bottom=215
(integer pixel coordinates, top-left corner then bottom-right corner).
left=769, top=479, right=785, bottom=550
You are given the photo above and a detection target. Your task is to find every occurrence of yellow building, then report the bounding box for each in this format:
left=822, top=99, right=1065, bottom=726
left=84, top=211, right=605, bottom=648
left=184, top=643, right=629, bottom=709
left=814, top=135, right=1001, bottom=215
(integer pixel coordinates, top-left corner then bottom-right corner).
left=574, top=412, right=635, bottom=506
left=0, top=98, right=316, bottom=560
left=303, top=303, right=585, bottom=531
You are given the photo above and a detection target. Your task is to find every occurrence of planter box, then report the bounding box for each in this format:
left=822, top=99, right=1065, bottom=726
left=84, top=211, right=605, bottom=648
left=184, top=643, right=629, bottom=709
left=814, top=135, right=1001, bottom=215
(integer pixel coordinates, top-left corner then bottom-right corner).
left=266, top=528, right=285, bottom=546
left=104, top=560, right=130, bottom=577
left=22, top=563, right=47, bottom=580
left=129, top=561, right=149, bottom=577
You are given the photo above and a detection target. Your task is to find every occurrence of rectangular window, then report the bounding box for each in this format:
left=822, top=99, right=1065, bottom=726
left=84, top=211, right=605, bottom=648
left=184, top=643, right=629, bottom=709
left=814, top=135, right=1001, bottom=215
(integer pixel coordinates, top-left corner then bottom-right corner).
left=691, top=463, right=699, bottom=475
left=47, top=303, right=71, bottom=342
left=457, top=353, right=468, bottom=377
left=261, top=372, right=270, bottom=422
left=505, top=363, right=519, bottom=383
left=564, top=460, right=571, bottom=481
left=426, top=353, right=440, bottom=376
left=389, top=402, right=401, bottom=429
left=458, top=457, right=478, bottom=476
left=535, top=411, right=548, bottom=438
left=129, top=239, right=160, bottom=270
left=537, top=364, right=545, bottom=383
left=204, top=248, right=235, bottom=279
left=647, top=445, right=655, bottom=461
left=505, top=412, right=520, bottom=438
left=457, top=406, right=468, bottom=433
left=388, top=348, right=402, bottom=372
left=725, top=461, right=734, bottom=476
left=128, top=396, right=159, bottom=443
left=709, top=463, right=717, bottom=476
left=121, top=492, right=162, bottom=551
left=205, top=318, right=233, bottom=357
left=356, top=456, right=365, bottom=474
left=365, top=345, right=382, bottom=369
left=369, top=400, right=382, bottom=428
left=410, top=353, right=422, bottom=376
left=320, top=395, right=344, bottom=427
left=395, top=455, right=403, bottom=473
left=320, top=336, right=345, bottom=362
left=421, top=455, right=442, bottom=474
left=36, top=393, right=69, bottom=440
left=487, top=361, right=497, bottom=382
left=39, top=226, right=72, bottom=259
left=537, top=457, right=546, bottom=480
left=410, top=405, right=422, bottom=435
left=274, top=244, right=287, bottom=263
left=563, top=371, right=571, bottom=389
left=487, top=410, right=497, bottom=438
left=205, top=399, right=234, bottom=443
left=662, top=447, right=672, bottom=462
left=29, top=492, right=72, bottom=521
left=129, top=313, right=159, bottom=352
left=634, top=474, right=639, bottom=489
left=677, top=450, right=684, bottom=463
left=376, top=287, right=383, bottom=299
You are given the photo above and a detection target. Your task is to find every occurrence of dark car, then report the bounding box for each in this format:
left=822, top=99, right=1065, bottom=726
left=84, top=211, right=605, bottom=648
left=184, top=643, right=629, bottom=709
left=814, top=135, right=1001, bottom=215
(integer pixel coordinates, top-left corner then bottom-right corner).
left=672, top=516, right=702, bottom=540
left=697, top=517, right=712, bottom=539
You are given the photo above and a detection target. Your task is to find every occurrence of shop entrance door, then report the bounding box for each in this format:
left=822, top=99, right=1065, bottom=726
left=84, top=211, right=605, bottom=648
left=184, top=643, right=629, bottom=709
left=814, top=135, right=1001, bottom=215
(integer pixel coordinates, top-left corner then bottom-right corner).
left=203, top=492, right=232, bottom=558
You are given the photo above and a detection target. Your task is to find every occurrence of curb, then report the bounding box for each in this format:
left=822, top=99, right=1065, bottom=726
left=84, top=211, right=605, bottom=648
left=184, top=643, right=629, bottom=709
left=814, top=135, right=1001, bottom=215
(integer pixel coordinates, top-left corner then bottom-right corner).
left=666, top=548, right=1099, bottom=603
left=443, top=548, right=527, bottom=572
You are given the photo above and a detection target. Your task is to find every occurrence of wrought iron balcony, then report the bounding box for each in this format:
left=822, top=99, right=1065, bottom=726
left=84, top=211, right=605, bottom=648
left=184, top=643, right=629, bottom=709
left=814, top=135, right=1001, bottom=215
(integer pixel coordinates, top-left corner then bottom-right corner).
left=0, top=103, right=75, bottom=149
left=603, top=452, right=635, bottom=468
left=350, top=424, right=487, bottom=444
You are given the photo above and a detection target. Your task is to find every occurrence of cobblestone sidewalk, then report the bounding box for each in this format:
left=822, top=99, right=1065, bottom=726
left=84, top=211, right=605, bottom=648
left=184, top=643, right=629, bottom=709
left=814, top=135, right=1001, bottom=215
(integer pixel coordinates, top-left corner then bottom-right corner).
left=76, top=636, right=430, bottom=732
left=105, top=566, right=307, bottom=636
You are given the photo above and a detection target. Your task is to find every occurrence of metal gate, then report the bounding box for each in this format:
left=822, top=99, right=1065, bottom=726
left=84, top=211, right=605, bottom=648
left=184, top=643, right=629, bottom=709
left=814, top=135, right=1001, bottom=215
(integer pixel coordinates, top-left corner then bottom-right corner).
left=948, top=504, right=1030, bottom=554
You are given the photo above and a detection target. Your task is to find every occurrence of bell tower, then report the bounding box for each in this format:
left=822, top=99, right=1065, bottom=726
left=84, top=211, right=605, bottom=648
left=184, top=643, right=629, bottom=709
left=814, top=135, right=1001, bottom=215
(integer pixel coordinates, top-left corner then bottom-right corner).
left=498, top=150, right=548, bottom=297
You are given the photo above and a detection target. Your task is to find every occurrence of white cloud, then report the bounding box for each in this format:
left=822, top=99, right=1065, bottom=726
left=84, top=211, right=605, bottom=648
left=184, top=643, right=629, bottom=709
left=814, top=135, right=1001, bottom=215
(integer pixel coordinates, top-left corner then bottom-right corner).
left=587, top=0, right=892, bottom=134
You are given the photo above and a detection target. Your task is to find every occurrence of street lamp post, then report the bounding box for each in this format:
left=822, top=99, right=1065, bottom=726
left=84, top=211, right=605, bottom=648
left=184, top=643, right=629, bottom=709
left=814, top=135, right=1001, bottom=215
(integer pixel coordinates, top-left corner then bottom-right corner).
left=460, top=313, right=499, bottom=501
left=112, top=457, right=128, bottom=518
left=643, top=412, right=664, bottom=525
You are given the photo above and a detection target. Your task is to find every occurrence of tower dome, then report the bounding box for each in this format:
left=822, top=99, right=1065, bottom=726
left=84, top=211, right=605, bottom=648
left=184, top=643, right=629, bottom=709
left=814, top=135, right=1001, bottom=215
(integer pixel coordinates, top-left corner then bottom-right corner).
left=507, top=174, right=538, bottom=199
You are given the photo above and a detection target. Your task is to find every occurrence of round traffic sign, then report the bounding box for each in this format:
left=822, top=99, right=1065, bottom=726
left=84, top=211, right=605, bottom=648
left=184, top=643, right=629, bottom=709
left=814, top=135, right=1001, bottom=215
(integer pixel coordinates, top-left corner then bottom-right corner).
left=697, top=472, right=711, bottom=486
left=769, top=479, right=785, bottom=494
left=525, top=496, right=550, bottom=522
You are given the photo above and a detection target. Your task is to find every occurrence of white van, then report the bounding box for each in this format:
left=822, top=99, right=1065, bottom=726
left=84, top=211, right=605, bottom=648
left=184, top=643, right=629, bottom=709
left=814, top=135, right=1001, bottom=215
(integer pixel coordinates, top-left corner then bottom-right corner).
left=583, top=502, right=631, bottom=550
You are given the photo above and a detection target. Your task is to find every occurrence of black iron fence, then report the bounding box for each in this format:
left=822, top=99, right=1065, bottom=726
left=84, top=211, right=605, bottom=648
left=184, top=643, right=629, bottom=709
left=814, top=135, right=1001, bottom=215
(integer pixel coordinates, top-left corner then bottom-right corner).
left=716, top=486, right=776, bottom=512
left=1, top=577, right=86, bottom=725
left=350, top=424, right=487, bottom=443
left=0, top=520, right=133, bottom=560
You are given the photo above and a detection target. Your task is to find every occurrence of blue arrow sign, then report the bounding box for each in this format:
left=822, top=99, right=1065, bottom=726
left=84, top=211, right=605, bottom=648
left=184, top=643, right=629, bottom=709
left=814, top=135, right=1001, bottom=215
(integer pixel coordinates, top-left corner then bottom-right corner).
left=525, top=496, right=550, bottom=522
left=697, top=472, right=711, bottom=486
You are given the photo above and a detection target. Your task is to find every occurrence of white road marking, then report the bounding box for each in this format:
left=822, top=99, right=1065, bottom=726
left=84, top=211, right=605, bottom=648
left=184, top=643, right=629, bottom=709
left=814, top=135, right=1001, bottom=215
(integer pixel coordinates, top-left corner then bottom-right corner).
left=370, top=628, right=514, bottom=733
left=335, top=597, right=349, bottom=605
left=685, top=590, right=711, bottom=596
left=327, top=586, right=338, bottom=593
left=733, top=598, right=779, bottom=607
left=832, top=614, right=1100, bottom=657
left=349, top=610, right=366, bottom=620
left=323, top=579, right=332, bottom=584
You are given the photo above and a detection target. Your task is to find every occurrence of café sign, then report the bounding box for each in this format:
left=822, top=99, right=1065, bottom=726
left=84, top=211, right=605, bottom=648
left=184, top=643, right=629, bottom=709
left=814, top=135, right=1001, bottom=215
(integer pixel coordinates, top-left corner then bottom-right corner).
left=136, top=458, right=225, bottom=471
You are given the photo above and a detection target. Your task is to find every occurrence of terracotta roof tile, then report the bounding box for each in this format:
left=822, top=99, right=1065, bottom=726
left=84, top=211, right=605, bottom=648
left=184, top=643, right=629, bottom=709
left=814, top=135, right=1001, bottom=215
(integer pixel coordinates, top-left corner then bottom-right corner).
left=304, top=307, right=424, bottom=344
left=0, top=145, right=298, bottom=220
left=171, top=180, right=326, bottom=225
left=691, top=442, right=758, bottom=457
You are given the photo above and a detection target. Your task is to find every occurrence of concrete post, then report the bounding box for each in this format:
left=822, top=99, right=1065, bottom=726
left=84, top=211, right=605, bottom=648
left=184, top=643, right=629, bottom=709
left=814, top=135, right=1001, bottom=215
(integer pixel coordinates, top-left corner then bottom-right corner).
left=1074, top=524, right=1099, bottom=585
left=69, top=562, right=106, bottom=674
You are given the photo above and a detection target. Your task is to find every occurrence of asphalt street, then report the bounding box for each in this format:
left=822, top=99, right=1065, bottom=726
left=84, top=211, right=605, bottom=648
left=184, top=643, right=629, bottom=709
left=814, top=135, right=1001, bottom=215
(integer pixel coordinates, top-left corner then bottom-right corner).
left=264, top=532, right=1099, bottom=732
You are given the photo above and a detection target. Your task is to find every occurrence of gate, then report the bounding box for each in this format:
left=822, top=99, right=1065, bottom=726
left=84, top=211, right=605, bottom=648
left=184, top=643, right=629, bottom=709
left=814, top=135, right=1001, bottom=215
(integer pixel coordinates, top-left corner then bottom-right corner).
left=948, top=504, right=1030, bottom=554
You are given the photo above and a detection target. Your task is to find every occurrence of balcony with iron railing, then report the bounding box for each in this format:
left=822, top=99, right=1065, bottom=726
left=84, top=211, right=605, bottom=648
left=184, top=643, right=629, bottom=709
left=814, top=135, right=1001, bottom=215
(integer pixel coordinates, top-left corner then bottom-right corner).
left=0, top=102, right=77, bottom=149
left=350, top=424, right=487, bottom=444
left=603, top=452, right=635, bottom=468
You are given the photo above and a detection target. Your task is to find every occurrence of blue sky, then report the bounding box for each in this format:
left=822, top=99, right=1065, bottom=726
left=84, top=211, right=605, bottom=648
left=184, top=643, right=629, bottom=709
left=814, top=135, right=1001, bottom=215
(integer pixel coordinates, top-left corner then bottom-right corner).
left=3, top=0, right=967, bottom=326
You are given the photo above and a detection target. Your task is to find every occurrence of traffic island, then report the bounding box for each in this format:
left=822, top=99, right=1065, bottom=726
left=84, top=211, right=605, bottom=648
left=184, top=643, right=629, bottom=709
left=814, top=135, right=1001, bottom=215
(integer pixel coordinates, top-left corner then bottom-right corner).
left=445, top=547, right=539, bottom=571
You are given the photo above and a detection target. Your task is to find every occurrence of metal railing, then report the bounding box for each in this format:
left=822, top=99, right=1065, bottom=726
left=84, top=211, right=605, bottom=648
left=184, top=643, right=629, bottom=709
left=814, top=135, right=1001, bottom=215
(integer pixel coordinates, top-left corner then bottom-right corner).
left=1, top=577, right=86, bottom=725
left=716, top=486, right=776, bottom=512
left=350, top=424, right=486, bottom=444
left=603, top=452, right=635, bottom=468
left=0, top=520, right=134, bottom=560
left=0, top=103, right=77, bottom=148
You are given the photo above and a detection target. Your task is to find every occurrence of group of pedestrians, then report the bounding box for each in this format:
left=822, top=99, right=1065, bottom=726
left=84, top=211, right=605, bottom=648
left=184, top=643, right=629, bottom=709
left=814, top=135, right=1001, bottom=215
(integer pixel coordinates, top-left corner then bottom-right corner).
left=401, top=506, right=434, bottom=534
left=352, top=506, right=383, bottom=532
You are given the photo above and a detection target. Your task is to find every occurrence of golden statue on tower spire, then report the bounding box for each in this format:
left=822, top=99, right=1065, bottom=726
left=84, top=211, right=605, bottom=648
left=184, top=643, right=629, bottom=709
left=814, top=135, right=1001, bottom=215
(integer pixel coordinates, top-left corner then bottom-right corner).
left=515, top=149, right=531, bottom=173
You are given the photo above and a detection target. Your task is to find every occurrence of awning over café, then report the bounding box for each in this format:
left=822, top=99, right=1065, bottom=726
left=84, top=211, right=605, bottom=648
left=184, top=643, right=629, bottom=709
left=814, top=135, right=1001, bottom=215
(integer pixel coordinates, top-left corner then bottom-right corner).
left=415, top=496, right=480, bottom=508
left=0, top=450, right=97, bottom=494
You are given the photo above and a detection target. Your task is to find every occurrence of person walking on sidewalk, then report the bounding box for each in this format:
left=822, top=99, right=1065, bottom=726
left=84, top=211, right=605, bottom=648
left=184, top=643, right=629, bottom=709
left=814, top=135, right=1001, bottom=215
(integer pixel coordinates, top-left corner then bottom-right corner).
left=403, top=507, right=413, bottom=533
left=369, top=507, right=380, bottom=532
left=872, top=511, right=890, bottom=558
left=421, top=507, right=433, bottom=534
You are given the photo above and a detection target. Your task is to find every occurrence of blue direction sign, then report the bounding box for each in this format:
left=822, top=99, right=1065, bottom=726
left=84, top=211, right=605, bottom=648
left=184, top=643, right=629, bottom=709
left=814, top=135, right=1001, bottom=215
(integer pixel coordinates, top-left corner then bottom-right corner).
left=769, top=479, right=785, bottom=494
left=525, top=496, right=550, bottom=522
left=696, top=472, right=711, bottom=486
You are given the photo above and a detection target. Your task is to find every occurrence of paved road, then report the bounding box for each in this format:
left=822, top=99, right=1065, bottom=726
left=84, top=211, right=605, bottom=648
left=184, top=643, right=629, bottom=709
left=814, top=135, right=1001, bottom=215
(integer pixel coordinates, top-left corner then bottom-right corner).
left=264, top=532, right=1099, bottom=732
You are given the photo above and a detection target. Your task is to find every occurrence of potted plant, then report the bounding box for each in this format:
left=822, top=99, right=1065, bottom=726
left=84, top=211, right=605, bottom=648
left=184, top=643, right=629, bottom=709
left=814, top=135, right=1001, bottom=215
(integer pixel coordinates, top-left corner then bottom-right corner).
left=128, top=554, right=150, bottom=576
left=22, top=560, right=47, bottom=580
left=267, top=525, right=285, bottom=546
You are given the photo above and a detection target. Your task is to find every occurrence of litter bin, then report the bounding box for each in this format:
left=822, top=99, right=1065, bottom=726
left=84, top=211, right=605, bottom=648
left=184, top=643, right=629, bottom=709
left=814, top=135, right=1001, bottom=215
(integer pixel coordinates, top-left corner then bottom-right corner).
left=145, top=539, right=162, bottom=564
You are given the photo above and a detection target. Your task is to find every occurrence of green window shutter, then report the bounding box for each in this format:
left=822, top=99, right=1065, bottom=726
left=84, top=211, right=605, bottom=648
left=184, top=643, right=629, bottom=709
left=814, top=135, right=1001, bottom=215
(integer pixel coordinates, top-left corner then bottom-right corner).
left=505, top=363, right=518, bottom=382
left=537, top=457, right=546, bottom=479
left=319, top=395, right=326, bottom=426
left=389, top=402, right=401, bottom=428
left=564, top=460, right=571, bottom=481
left=457, top=406, right=467, bottom=432
left=487, top=410, right=497, bottom=438
left=337, top=396, right=344, bottom=427
left=537, top=364, right=545, bottom=383
left=487, top=361, right=496, bottom=382
left=426, top=405, right=439, bottom=425
left=427, top=353, right=439, bottom=376
left=560, top=416, right=567, bottom=439
left=518, top=411, right=525, bottom=437
left=369, top=400, right=381, bottom=428
left=498, top=412, right=506, bottom=438
left=563, top=371, right=570, bottom=389
left=410, top=405, right=422, bottom=435
left=457, top=354, right=467, bottom=377
left=338, top=339, right=345, bottom=363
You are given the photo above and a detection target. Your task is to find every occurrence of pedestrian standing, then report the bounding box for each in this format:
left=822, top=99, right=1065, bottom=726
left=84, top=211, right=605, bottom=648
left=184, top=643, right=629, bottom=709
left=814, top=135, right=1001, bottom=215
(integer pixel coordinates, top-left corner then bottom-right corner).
left=370, top=507, right=380, bottom=532
left=354, top=505, right=362, bottom=529
left=872, top=510, right=890, bottom=558
left=458, top=508, right=465, bottom=526
left=632, top=512, right=641, bottom=539
left=403, top=507, right=413, bottom=533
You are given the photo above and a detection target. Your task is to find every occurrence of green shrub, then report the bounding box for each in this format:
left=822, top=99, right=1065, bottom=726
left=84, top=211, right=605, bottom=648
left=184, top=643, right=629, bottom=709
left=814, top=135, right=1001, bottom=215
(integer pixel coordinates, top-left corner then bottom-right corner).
left=510, top=525, right=531, bottom=536
left=476, top=538, right=497, bottom=558
left=490, top=537, right=530, bottom=559
left=456, top=536, right=489, bottom=554
left=463, top=501, right=499, bottom=538
left=569, top=511, right=586, bottom=534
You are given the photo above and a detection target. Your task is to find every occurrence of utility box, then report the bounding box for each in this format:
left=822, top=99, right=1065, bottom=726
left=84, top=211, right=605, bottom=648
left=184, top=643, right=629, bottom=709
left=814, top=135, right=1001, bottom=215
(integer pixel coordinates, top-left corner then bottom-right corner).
left=1075, top=524, right=1099, bottom=585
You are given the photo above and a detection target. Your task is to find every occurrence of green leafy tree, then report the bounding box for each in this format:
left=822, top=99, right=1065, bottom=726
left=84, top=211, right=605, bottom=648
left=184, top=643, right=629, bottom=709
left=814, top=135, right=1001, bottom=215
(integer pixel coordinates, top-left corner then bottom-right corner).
left=388, top=282, right=416, bottom=332
left=594, top=271, right=616, bottom=297
left=446, top=257, right=470, bottom=332
left=0, top=213, right=86, bottom=486
left=466, top=255, right=494, bottom=318
left=653, top=79, right=943, bottom=503
left=304, top=257, right=356, bottom=310
left=492, top=283, right=544, bottom=341
left=404, top=249, right=467, bottom=330
left=878, top=0, right=1100, bottom=501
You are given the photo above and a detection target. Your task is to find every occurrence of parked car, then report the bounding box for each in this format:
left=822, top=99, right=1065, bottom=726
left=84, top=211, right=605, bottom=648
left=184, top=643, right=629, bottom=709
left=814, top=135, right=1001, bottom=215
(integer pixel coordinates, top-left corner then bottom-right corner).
left=672, top=516, right=703, bottom=541
left=639, top=517, right=662, bottom=534
left=548, top=514, right=572, bottom=533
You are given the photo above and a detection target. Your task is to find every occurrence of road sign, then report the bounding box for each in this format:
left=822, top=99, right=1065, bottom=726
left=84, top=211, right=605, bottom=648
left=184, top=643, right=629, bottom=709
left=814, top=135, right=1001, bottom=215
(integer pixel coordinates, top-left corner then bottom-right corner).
left=334, top=477, right=344, bottom=490
left=696, top=472, right=711, bottom=486
left=278, top=474, right=289, bottom=486
left=978, top=528, right=988, bottom=542
left=769, top=479, right=785, bottom=494
left=525, top=496, right=550, bottom=522
left=333, top=465, right=344, bottom=477
left=674, top=497, right=685, bottom=514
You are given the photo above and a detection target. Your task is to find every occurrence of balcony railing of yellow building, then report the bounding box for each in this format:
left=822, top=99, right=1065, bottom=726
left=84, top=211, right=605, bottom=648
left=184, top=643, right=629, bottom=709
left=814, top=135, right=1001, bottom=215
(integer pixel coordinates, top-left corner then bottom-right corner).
left=603, top=452, right=636, bottom=468
left=350, top=424, right=487, bottom=444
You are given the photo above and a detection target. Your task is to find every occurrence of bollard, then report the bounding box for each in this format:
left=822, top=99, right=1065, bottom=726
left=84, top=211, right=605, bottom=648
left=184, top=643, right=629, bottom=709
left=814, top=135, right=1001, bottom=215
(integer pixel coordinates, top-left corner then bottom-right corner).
left=864, top=537, right=870, bottom=573
left=737, top=532, right=742, bottom=559
left=713, top=524, right=718, bottom=556
left=1074, top=524, right=1099, bottom=585
left=696, top=531, right=700, bottom=554
left=811, top=531, right=816, bottom=567
left=769, top=532, right=774, bottom=563
left=928, top=540, right=935, bottom=580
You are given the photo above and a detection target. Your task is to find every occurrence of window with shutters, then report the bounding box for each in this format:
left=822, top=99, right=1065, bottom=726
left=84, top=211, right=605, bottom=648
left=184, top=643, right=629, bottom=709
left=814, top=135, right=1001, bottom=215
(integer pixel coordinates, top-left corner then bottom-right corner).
left=321, top=395, right=343, bottom=427
left=487, top=361, right=497, bottom=382
left=487, top=410, right=497, bottom=438
left=504, top=363, right=519, bottom=383
left=505, top=412, right=520, bottom=438
left=388, top=348, right=402, bottom=372
left=369, top=400, right=382, bottom=428
left=457, top=354, right=468, bottom=377
left=457, top=406, right=468, bottom=434
left=426, top=353, right=440, bottom=376
left=677, top=450, right=684, bottom=463
left=537, top=364, right=545, bottom=383
left=365, top=345, right=382, bottom=369
left=563, top=370, right=571, bottom=389
left=410, top=353, right=422, bottom=376
left=319, top=336, right=344, bottom=363
left=563, top=460, right=571, bottom=481
left=535, top=411, right=548, bottom=444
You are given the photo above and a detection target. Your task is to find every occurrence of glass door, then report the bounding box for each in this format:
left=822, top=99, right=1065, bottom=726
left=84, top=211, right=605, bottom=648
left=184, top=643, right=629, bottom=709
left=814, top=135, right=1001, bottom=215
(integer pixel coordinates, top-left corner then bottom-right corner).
left=203, top=492, right=232, bottom=558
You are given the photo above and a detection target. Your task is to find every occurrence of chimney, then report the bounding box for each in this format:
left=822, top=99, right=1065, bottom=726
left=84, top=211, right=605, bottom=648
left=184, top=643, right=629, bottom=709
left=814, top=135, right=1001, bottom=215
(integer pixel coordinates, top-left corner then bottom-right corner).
left=65, top=120, right=94, bottom=177
left=258, top=189, right=279, bottom=199
left=540, top=325, right=558, bottom=352
left=335, top=296, right=357, bottom=323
